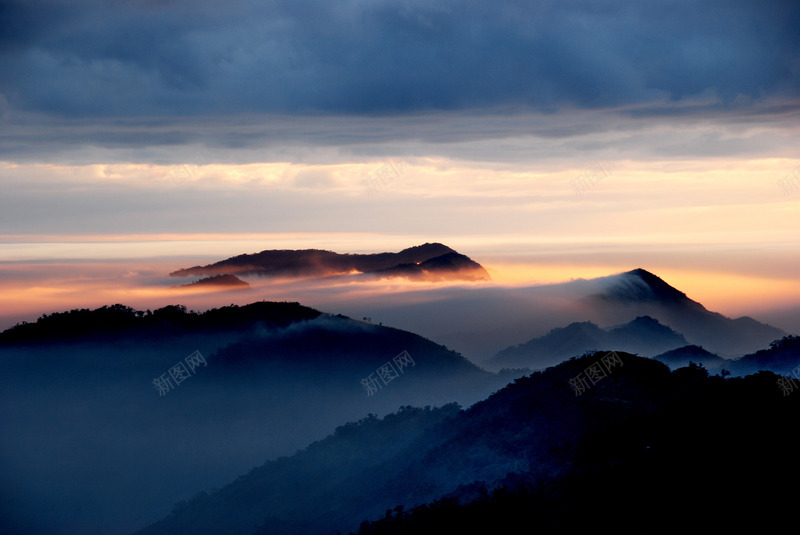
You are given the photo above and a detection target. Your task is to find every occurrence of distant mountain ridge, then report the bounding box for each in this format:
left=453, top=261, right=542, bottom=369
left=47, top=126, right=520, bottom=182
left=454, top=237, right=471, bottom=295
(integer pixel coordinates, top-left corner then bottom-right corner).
left=337, top=267, right=788, bottom=362
left=582, top=268, right=785, bottom=355
left=730, top=335, right=800, bottom=376
left=0, top=284, right=795, bottom=534
left=651, top=344, right=726, bottom=371
left=170, top=242, right=490, bottom=282
left=488, top=315, right=688, bottom=371
left=600, top=268, right=696, bottom=305
left=175, top=274, right=250, bottom=289
left=487, top=268, right=787, bottom=370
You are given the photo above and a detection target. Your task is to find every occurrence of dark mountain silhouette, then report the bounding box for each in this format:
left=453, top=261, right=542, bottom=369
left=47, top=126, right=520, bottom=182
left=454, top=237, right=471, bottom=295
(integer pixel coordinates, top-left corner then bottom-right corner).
left=376, top=251, right=488, bottom=281
left=1, top=268, right=793, bottom=535
left=175, top=274, right=250, bottom=289
left=602, top=267, right=695, bottom=305
left=0, top=301, right=319, bottom=345
left=729, top=335, right=800, bottom=376
left=353, top=365, right=798, bottom=535
left=607, top=315, right=689, bottom=352
left=342, top=267, right=786, bottom=362
left=169, top=242, right=490, bottom=282
left=199, top=312, right=497, bottom=407
left=134, top=353, right=800, bottom=535
left=652, top=344, right=726, bottom=371
left=487, top=315, right=688, bottom=370
left=583, top=268, right=785, bottom=355
left=134, top=404, right=463, bottom=535
left=0, top=301, right=504, bottom=535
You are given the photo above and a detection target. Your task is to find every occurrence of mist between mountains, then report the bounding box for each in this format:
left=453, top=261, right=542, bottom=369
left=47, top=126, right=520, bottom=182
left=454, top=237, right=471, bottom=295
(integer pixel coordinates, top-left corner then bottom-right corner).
left=361, top=350, right=415, bottom=396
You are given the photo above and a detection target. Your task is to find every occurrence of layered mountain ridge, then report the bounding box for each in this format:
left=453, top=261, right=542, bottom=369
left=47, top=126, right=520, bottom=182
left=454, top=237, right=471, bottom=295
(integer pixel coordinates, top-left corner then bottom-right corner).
left=170, top=242, right=491, bottom=282
left=1, top=265, right=796, bottom=535
left=582, top=268, right=784, bottom=355
left=134, top=352, right=800, bottom=535
left=488, top=314, right=688, bottom=370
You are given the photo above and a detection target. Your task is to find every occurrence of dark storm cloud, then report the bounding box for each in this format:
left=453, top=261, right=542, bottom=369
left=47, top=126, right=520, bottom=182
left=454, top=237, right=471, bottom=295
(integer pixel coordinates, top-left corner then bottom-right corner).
left=1, top=0, right=797, bottom=120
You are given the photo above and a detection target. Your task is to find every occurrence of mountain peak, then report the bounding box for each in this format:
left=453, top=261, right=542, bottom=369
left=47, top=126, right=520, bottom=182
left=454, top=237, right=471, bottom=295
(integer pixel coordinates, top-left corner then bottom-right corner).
left=488, top=315, right=689, bottom=371
left=625, top=315, right=662, bottom=326
left=580, top=268, right=784, bottom=356
left=397, top=242, right=455, bottom=256
left=611, top=268, right=691, bottom=305
left=169, top=243, right=487, bottom=282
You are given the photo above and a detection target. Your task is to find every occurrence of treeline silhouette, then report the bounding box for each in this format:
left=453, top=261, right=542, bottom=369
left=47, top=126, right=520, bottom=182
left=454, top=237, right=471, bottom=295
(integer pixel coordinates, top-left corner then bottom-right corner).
left=0, top=301, right=321, bottom=344
left=355, top=363, right=799, bottom=534
left=136, top=352, right=800, bottom=535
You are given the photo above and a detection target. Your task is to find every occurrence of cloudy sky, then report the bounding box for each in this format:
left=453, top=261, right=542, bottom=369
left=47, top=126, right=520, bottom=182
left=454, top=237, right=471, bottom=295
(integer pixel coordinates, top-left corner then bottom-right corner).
left=1, top=0, right=799, bottom=326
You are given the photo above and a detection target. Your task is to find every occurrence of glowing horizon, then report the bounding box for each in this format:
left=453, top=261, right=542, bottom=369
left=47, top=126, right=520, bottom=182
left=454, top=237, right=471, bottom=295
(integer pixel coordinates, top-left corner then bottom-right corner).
left=1, top=64, right=798, bottom=339
left=1, top=235, right=798, bottom=334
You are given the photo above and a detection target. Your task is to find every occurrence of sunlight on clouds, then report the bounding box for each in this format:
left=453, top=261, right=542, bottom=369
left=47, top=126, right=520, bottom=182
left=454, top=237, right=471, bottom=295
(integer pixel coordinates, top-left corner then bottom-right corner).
left=1, top=154, right=798, bottom=329
left=1, top=248, right=798, bottom=333
left=484, top=263, right=624, bottom=285
left=4, top=156, right=798, bottom=204
left=159, top=162, right=296, bottom=187
left=0, top=233, right=397, bottom=260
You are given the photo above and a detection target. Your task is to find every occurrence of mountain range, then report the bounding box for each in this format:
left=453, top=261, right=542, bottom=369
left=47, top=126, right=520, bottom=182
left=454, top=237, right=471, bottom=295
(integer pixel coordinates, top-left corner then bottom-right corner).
left=175, top=274, right=251, bottom=289
left=133, top=352, right=800, bottom=535
left=164, top=243, right=785, bottom=360
left=730, top=335, right=800, bottom=376
left=0, top=302, right=507, bottom=535
left=580, top=268, right=785, bottom=356
left=170, top=242, right=491, bottom=282
left=651, top=344, right=727, bottom=371
left=339, top=267, right=785, bottom=360
left=1, top=262, right=797, bottom=535
left=487, top=315, right=688, bottom=371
